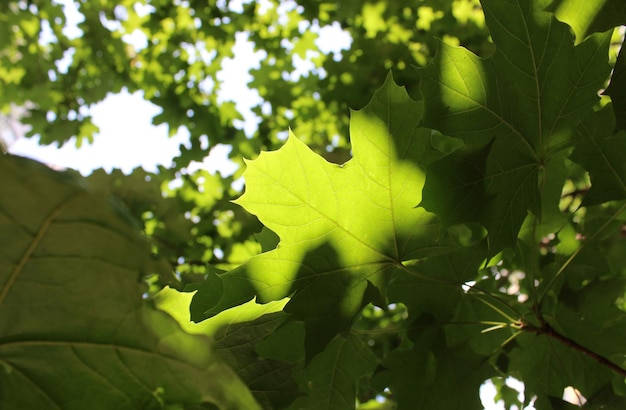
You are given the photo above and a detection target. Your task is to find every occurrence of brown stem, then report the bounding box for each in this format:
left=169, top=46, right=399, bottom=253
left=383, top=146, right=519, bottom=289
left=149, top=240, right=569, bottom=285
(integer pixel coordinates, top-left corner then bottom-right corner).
left=524, top=321, right=626, bottom=378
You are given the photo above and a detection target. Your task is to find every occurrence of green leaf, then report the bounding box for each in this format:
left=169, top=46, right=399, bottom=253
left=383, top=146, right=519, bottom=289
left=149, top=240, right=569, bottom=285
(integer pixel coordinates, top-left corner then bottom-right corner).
left=508, top=332, right=610, bottom=400
left=571, top=106, right=626, bottom=205
left=421, top=140, right=494, bottom=228
left=0, top=155, right=259, bottom=410
left=256, top=321, right=306, bottom=365
left=290, top=333, right=379, bottom=410
left=373, top=323, right=495, bottom=409
left=585, top=384, right=626, bottom=408
left=155, top=288, right=298, bottom=408
left=445, top=292, right=519, bottom=356
left=605, top=37, right=626, bottom=132
left=372, top=348, right=436, bottom=407
left=548, top=0, right=626, bottom=42
left=192, top=74, right=442, bottom=357
left=554, top=279, right=626, bottom=378
left=212, top=313, right=300, bottom=409
left=417, top=0, right=611, bottom=251
left=387, top=243, right=487, bottom=321
left=155, top=286, right=288, bottom=336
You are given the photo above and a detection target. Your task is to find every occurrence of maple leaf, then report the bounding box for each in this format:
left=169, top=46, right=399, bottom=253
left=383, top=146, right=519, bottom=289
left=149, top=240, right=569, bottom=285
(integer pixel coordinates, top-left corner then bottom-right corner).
left=571, top=105, right=626, bottom=205
left=191, top=74, right=443, bottom=357
left=288, top=333, right=379, bottom=409
left=417, top=0, right=611, bottom=252
left=0, top=155, right=259, bottom=409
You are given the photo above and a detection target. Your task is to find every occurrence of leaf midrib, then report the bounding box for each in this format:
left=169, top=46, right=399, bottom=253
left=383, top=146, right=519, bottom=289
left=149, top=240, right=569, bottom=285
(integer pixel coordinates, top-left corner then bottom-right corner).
left=0, top=195, right=76, bottom=308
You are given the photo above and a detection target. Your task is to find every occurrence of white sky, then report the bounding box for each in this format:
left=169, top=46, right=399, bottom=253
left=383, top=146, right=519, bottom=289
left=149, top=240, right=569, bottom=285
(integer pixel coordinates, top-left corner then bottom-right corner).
left=8, top=33, right=264, bottom=176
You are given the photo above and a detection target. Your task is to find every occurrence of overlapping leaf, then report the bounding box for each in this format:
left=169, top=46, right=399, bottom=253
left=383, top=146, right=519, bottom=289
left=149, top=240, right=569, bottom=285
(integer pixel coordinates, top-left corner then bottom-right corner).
left=155, top=288, right=298, bottom=408
left=571, top=106, right=626, bottom=205
left=0, top=155, right=258, bottom=409
left=508, top=332, right=612, bottom=400
left=605, top=39, right=626, bottom=132
left=373, top=337, right=495, bottom=409
left=548, top=0, right=626, bottom=42
left=417, top=0, right=611, bottom=251
left=192, top=74, right=441, bottom=357
left=289, top=333, right=378, bottom=409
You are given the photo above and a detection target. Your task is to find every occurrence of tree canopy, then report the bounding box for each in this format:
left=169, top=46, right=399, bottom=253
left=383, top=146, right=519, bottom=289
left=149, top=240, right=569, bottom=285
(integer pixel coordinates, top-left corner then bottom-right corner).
left=1, top=0, right=626, bottom=408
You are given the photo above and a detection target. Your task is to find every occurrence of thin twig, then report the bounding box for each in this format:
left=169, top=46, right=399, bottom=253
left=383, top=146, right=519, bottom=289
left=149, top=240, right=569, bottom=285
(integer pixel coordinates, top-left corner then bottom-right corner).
left=523, top=321, right=626, bottom=378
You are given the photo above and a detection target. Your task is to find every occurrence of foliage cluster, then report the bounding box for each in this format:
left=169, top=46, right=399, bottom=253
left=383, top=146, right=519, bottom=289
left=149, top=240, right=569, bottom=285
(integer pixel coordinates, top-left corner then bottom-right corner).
left=2, top=0, right=626, bottom=408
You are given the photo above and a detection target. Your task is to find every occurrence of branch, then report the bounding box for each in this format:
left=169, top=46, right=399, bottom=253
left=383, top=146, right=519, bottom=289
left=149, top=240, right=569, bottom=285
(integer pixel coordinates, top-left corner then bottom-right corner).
left=523, top=321, right=626, bottom=378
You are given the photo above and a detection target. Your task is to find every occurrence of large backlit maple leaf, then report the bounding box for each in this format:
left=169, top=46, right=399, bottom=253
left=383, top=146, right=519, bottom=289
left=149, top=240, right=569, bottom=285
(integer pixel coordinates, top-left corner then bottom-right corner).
left=192, top=74, right=443, bottom=356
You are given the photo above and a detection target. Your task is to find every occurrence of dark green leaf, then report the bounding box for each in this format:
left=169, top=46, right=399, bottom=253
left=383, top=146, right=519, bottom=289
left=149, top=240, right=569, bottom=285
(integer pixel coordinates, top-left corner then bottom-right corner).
left=417, top=0, right=612, bottom=251
left=290, top=333, right=379, bottom=410
left=0, top=155, right=259, bottom=409
left=571, top=106, right=626, bottom=205
left=605, top=36, right=626, bottom=132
